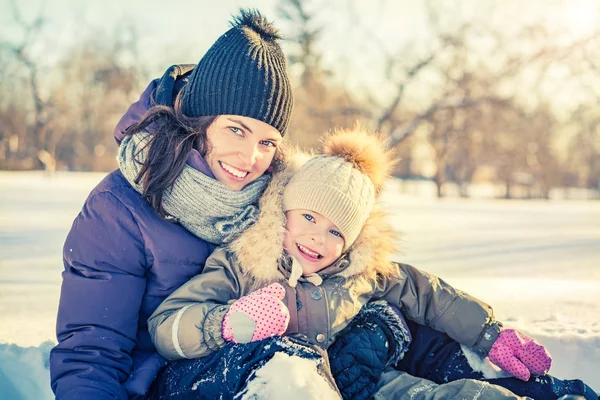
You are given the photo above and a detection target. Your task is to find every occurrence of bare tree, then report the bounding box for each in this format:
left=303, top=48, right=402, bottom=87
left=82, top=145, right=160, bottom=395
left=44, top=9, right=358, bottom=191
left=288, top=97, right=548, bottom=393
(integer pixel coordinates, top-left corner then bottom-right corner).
left=0, top=3, right=145, bottom=172
left=54, top=24, right=144, bottom=171
left=277, top=0, right=364, bottom=148
left=567, top=105, right=600, bottom=196
left=5, top=1, right=57, bottom=171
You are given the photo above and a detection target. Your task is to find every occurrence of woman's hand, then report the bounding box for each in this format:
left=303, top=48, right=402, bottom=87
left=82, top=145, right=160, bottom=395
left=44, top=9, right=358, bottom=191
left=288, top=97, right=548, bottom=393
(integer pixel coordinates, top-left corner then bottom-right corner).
left=222, top=283, right=290, bottom=343
left=488, top=328, right=552, bottom=381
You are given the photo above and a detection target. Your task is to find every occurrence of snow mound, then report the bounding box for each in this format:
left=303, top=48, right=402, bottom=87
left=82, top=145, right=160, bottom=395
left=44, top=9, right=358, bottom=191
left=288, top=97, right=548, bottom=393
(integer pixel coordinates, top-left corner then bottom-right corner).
left=238, top=352, right=340, bottom=400
left=0, top=341, right=54, bottom=400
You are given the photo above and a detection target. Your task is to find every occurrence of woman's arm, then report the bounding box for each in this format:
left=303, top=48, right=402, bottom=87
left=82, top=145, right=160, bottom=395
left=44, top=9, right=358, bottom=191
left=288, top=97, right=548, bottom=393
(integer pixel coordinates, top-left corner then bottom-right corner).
left=148, top=248, right=242, bottom=360
left=380, top=262, right=501, bottom=357
left=50, top=191, right=147, bottom=400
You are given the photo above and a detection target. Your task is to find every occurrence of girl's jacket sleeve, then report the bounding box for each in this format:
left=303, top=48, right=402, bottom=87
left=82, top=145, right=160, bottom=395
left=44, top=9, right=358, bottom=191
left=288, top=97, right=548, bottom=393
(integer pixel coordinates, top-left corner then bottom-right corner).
left=377, top=262, right=501, bottom=357
left=374, top=369, right=531, bottom=400
left=50, top=191, right=147, bottom=400
left=148, top=247, right=244, bottom=360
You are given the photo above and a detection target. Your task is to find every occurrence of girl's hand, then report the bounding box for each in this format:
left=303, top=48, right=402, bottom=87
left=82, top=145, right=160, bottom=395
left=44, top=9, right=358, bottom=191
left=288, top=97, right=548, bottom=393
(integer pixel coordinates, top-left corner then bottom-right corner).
left=488, top=328, right=552, bottom=381
left=222, top=283, right=290, bottom=343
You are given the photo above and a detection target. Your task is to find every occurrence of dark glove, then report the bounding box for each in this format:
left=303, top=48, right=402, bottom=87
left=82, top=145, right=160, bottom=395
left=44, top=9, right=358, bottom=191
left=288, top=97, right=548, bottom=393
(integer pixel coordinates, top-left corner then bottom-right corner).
left=153, top=64, right=195, bottom=107
left=328, top=300, right=412, bottom=400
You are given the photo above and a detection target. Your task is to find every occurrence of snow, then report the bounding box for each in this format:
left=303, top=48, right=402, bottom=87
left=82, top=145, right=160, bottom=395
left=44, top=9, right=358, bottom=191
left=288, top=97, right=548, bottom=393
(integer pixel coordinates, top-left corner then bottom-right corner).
left=0, top=171, right=599, bottom=399
left=237, top=353, right=340, bottom=400
left=461, top=345, right=510, bottom=379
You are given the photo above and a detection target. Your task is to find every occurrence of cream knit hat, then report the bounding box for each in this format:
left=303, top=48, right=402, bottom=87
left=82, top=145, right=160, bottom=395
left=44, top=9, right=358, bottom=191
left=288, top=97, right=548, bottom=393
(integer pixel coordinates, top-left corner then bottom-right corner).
left=282, top=128, right=394, bottom=250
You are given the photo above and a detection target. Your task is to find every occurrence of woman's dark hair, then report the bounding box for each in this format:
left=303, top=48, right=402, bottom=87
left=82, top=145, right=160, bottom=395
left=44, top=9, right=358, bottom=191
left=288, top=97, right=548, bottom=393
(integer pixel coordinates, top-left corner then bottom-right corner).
left=124, top=93, right=216, bottom=217
left=125, top=93, right=285, bottom=217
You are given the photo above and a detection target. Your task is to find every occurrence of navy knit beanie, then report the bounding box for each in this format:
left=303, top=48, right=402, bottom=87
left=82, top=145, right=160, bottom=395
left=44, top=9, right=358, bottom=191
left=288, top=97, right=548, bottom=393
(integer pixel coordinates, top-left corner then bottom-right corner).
left=181, top=9, right=293, bottom=135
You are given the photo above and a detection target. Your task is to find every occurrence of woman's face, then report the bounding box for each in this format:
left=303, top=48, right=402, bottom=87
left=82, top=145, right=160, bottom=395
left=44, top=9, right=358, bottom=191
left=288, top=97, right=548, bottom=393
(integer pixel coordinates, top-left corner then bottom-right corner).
left=205, top=115, right=282, bottom=191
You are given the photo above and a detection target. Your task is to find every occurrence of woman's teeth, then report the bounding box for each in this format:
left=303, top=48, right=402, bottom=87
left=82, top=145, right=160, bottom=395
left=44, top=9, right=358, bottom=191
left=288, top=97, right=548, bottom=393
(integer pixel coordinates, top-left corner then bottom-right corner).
left=221, top=162, right=248, bottom=178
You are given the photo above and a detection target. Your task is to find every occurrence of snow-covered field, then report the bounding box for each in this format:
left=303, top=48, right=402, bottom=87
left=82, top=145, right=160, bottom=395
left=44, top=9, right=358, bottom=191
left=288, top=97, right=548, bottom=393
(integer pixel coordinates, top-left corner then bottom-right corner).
left=0, top=171, right=599, bottom=399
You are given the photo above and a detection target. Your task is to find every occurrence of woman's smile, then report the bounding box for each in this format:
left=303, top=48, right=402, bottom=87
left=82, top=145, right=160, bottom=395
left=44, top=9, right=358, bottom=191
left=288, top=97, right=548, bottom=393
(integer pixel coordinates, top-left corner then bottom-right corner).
left=219, top=161, right=249, bottom=180
left=205, top=115, right=280, bottom=191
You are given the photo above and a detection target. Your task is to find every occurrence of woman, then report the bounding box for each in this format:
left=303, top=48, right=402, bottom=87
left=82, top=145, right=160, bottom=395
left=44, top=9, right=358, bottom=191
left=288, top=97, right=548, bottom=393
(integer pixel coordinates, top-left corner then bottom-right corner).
left=49, top=9, right=293, bottom=399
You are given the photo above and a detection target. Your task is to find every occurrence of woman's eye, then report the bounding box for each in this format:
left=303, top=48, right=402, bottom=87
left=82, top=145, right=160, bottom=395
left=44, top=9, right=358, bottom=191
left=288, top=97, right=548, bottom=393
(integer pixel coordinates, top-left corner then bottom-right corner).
left=229, top=127, right=243, bottom=136
left=330, top=230, right=343, bottom=238
left=303, top=214, right=314, bottom=222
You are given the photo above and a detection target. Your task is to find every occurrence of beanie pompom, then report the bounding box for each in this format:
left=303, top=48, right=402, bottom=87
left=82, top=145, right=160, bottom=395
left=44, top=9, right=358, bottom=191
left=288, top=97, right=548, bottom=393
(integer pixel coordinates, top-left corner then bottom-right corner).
left=182, top=8, right=292, bottom=133
left=322, top=127, right=396, bottom=193
left=231, top=8, right=282, bottom=41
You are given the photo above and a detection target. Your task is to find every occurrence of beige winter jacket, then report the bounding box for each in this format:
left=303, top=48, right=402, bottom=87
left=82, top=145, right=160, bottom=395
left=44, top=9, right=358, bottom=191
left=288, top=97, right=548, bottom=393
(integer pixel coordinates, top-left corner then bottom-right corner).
left=148, top=154, right=530, bottom=399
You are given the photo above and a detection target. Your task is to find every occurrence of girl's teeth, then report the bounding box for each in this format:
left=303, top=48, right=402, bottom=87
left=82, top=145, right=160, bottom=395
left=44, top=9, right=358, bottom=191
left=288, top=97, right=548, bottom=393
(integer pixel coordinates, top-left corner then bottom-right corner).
left=298, top=244, right=319, bottom=258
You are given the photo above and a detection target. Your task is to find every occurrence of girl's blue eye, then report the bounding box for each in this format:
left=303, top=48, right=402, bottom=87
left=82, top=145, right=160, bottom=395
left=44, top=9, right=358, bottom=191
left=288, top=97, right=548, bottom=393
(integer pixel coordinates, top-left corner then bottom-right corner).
left=303, top=214, right=314, bottom=222
left=229, top=127, right=243, bottom=136
left=330, top=230, right=343, bottom=238
left=260, top=140, right=276, bottom=148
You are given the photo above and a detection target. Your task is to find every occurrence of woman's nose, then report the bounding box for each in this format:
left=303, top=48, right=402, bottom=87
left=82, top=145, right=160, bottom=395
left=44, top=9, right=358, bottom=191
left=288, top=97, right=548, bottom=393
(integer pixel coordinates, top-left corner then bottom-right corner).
left=238, top=143, right=259, bottom=167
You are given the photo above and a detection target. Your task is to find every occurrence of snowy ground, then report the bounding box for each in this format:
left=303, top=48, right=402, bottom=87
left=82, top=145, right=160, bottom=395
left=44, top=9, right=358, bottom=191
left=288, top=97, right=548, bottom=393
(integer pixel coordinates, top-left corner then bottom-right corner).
left=0, top=171, right=599, bottom=399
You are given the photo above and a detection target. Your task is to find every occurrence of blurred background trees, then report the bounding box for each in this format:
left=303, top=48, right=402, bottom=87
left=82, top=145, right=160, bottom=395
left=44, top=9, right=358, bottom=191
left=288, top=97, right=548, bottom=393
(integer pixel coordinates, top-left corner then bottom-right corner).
left=1, top=0, right=599, bottom=199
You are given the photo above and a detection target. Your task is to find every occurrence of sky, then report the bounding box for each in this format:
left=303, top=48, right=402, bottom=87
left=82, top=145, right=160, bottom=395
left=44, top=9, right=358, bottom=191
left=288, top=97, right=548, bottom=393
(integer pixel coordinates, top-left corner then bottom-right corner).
left=0, top=0, right=433, bottom=112
left=2, top=0, right=599, bottom=116
left=1, top=0, right=598, bottom=110
left=0, top=0, right=278, bottom=63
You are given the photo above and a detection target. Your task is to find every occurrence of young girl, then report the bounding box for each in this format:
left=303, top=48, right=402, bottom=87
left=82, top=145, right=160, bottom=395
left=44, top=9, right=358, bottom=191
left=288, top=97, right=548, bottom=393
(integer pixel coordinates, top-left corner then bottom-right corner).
left=146, top=128, right=582, bottom=399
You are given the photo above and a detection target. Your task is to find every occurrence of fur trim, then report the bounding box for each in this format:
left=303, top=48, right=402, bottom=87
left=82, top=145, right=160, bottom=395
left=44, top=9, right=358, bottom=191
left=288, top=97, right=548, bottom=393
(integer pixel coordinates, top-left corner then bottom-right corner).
left=230, top=129, right=401, bottom=286
left=356, top=300, right=412, bottom=365
left=338, top=205, right=401, bottom=284
left=229, top=150, right=306, bottom=284
left=322, top=127, right=396, bottom=193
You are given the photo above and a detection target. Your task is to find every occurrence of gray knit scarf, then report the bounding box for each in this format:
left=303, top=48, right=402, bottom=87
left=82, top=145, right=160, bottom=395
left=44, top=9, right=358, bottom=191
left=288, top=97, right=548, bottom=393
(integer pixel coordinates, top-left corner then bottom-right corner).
left=117, top=132, right=269, bottom=244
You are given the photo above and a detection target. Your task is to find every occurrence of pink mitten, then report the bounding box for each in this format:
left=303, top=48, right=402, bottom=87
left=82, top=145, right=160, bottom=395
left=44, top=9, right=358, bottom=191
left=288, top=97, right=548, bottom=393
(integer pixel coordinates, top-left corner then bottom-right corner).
left=222, top=283, right=290, bottom=344
left=488, top=329, right=552, bottom=381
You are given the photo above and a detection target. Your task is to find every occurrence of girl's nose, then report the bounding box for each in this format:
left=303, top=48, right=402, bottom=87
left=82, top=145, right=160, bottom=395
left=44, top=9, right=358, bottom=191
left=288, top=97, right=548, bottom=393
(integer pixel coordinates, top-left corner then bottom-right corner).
left=310, top=232, right=325, bottom=245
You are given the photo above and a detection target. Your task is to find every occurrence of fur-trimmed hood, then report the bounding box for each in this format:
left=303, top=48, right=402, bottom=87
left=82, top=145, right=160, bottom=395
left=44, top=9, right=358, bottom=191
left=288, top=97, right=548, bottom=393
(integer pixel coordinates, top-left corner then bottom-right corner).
left=229, top=128, right=400, bottom=286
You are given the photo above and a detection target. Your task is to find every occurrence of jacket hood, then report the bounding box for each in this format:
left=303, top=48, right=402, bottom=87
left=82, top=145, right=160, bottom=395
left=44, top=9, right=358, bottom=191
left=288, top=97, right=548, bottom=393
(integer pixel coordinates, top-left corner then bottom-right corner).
left=113, top=65, right=214, bottom=176
left=114, top=64, right=195, bottom=144
left=229, top=128, right=400, bottom=287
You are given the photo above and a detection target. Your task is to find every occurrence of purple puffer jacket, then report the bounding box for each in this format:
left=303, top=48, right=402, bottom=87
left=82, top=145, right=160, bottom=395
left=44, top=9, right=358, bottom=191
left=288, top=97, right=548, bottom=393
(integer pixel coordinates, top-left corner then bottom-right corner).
left=50, top=66, right=217, bottom=399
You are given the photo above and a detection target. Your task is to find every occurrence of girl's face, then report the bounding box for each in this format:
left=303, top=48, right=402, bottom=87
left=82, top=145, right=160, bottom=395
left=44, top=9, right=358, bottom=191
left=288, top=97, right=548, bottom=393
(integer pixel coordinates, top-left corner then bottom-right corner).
left=283, top=209, right=345, bottom=276
left=205, top=115, right=281, bottom=191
